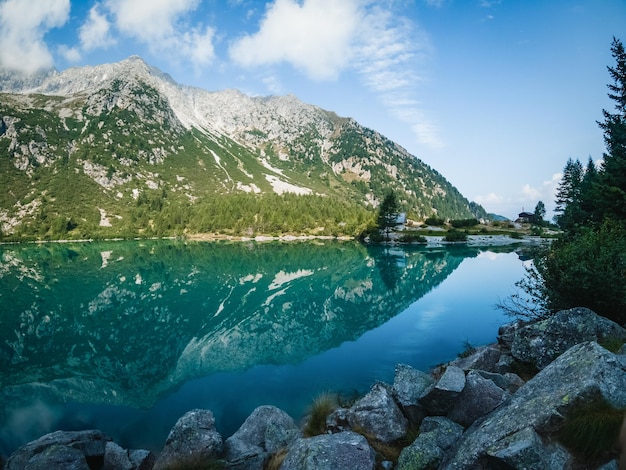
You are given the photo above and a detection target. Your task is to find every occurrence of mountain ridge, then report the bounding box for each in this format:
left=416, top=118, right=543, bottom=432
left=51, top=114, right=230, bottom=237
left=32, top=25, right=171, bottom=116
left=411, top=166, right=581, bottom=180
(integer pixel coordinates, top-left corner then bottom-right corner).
left=0, top=56, right=486, bottom=240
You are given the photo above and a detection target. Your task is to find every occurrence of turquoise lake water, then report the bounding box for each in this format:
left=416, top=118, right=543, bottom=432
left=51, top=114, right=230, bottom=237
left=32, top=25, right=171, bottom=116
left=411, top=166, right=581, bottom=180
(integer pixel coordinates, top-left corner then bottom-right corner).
left=0, top=240, right=531, bottom=455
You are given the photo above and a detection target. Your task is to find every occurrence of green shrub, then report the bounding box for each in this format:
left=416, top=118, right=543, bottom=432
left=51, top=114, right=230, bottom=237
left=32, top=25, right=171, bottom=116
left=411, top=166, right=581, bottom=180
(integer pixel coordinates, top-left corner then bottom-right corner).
left=398, top=233, right=427, bottom=244
left=444, top=229, right=467, bottom=242
left=424, top=216, right=445, bottom=226
left=450, top=218, right=479, bottom=228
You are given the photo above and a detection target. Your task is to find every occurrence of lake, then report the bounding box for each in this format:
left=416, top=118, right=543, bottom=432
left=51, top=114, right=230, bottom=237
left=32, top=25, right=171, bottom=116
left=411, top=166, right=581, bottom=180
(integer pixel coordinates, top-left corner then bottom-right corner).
left=0, top=239, right=532, bottom=455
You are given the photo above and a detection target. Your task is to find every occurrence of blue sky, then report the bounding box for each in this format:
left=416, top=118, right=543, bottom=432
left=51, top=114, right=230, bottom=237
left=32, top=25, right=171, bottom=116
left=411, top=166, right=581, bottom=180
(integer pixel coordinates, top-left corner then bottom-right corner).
left=1, top=0, right=625, bottom=219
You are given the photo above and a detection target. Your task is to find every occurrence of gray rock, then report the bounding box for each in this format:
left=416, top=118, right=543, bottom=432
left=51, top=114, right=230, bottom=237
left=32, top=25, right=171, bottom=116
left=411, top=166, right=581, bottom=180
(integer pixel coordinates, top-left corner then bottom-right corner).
left=485, top=426, right=573, bottom=469
left=511, top=307, right=626, bottom=369
left=154, top=409, right=223, bottom=470
left=442, top=342, right=626, bottom=469
left=24, top=445, right=89, bottom=470
left=280, top=431, right=375, bottom=470
left=347, top=382, right=408, bottom=443
left=223, top=405, right=299, bottom=470
left=104, top=441, right=133, bottom=470
left=498, top=319, right=527, bottom=349
left=448, top=370, right=510, bottom=427
left=418, top=365, right=466, bottom=415
left=128, top=449, right=156, bottom=470
left=391, top=363, right=434, bottom=424
left=397, top=417, right=463, bottom=470
left=475, top=369, right=524, bottom=394
left=6, top=430, right=111, bottom=470
left=449, top=344, right=502, bottom=372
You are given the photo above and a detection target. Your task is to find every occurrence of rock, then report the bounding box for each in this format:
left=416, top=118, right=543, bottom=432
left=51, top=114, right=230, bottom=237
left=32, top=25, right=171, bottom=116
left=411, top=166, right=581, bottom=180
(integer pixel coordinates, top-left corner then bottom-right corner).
left=347, top=382, right=408, bottom=443
left=448, top=370, right=510, bottom=427
left=475, top=370, right=524, bottom=394
left=485, top=426, right=573, bottom=469
left=223, top=405, right=299, bottom=470
left=442, top=342, right=626, bottom=469
left=104, top=441, right=133, bottom=470
left=280, top=431, right=375, bottom=470
left=154, top=409, right=223, bottom=470
left=391, top=363, right=434, bottom=424
left=397, top=417, right=463, bottom=470
left=418, top=365, right=466, bottom=415
left=128, top=449, right=156, bottom=470
left=6, top=430, right=111, bottom=470
left=498, top=319, right=527, bottom=349
left=449, top=344, right=502, bottom=372
left=511, top=307, right=626, bottom=369
left=23, top=445, right=90, bottom=470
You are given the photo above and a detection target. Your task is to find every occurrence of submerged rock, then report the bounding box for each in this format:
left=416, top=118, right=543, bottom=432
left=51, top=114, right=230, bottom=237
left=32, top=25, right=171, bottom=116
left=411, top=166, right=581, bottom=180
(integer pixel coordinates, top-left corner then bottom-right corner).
left=154, top=409, right=223, bottom=470
left=223, top=405, right=300, bottom=470
left=280, top=431, right=375, bottom=470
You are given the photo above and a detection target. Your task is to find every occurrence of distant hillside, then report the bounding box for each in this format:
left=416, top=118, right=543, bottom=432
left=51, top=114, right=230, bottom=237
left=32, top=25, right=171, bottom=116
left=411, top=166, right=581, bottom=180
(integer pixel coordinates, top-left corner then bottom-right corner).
left=0, top=56, right=486, bottom=240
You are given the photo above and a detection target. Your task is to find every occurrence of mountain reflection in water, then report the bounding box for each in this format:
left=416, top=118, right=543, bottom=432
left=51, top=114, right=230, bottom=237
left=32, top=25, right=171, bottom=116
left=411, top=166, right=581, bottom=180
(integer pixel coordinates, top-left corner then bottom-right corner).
left=0, top=240, right=527, bottom=454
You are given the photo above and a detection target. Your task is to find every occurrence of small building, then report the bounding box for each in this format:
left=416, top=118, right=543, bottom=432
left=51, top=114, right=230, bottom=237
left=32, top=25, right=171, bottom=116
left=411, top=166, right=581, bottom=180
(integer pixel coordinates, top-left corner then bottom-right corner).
left=516, top=211, right=535, bottom=224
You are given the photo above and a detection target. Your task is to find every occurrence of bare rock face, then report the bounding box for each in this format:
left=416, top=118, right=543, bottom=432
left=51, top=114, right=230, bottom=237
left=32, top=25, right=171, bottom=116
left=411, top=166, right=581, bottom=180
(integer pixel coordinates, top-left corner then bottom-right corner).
left=511, top=307, right=626, bottom=369
left=280, top=431, right=375, bottom=470
left=223, top=405, right=300, bottom=470
left=442, top=341, right=626, bottom=469
left=154, top=409, right=223, bottom=470
left=347, top=382, right=408, bottom=443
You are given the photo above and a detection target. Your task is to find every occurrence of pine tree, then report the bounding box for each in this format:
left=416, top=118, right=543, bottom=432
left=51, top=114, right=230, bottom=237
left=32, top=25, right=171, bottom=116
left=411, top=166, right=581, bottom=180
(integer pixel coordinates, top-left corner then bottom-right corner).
left=554, top=158, right=583, bottom=229
left=596, top=37, right=626, bottom=221
left=377, top=190, right=400, bottom=240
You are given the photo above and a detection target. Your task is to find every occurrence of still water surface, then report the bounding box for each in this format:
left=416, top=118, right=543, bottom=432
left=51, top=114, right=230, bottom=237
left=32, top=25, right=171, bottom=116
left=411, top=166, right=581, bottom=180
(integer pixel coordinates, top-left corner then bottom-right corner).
left=0, top=240, right=530, bottom=455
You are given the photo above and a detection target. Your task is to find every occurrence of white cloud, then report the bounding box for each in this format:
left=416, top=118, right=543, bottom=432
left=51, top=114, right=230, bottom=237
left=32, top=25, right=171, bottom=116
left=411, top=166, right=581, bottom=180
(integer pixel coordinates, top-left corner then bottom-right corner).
left=474, top=192, right=504, bottom=205
left=58, top=45, right=81, bottom=62
left=229, top=0, right=359, bottom=80
left=79, top=4, right=114, bottom=52
left=104, top=0, right=215, bottom=65
left=0, top=0, right=70, bottom=74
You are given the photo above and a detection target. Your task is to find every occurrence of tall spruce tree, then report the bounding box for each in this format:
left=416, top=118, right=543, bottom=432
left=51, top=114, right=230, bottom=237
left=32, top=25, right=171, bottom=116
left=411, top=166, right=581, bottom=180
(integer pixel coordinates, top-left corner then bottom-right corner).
left=554, top=158, right=583, bottom=229
left=377, top=190, right=400, bottom=240
left=596, top=37, right=626, bottom=221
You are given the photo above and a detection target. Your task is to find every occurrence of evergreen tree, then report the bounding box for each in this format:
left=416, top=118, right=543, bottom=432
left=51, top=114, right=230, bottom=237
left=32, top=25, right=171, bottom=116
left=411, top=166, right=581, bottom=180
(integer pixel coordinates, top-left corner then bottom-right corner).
left=377, top=190, right=400, bottom=240
left=554, top=158, right=583, bottom=229
left=533, top=201, right=546, bottom=226
left=596, top=37, right=626, bottom=221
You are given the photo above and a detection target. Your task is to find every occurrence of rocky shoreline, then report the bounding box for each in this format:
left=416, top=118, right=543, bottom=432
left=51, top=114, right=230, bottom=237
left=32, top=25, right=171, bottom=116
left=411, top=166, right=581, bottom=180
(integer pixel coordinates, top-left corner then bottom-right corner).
left=4, top=307, right=624, bottom=470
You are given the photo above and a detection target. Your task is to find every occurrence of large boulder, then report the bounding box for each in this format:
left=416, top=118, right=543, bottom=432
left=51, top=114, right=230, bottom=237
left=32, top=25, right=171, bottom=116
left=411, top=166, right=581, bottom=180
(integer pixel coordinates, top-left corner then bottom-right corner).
left=391, top=363, right=434, bottom=424
left=222, top=405, right=300, bottom=470
left=511, top=307, right=626, bottom=369
left=154, top=409, right=223, bottom=470
left=418, top=365, right=466, bottom=415
left=397, top=416, right=463, bottom=470
left=447, top=370, right=510, bottom=427
left=280, top=431, right=375, bottom=470
left=347, top=382, right=408, bottom=443
left=442, top=342, right=626, bottom=469
left=6, top=430, right=112, bottom=470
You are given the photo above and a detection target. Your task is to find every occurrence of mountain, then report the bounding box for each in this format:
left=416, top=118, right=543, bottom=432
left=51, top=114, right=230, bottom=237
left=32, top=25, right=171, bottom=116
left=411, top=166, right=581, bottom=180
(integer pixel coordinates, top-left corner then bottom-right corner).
left=0, top=56, right=486, bottom=239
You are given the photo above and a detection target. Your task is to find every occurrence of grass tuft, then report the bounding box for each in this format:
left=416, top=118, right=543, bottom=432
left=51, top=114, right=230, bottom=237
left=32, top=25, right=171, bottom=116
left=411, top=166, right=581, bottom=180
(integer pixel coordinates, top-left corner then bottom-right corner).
left=558, top=399, right=624, bottom=462
left=303, top=392, right=339, bottom=437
